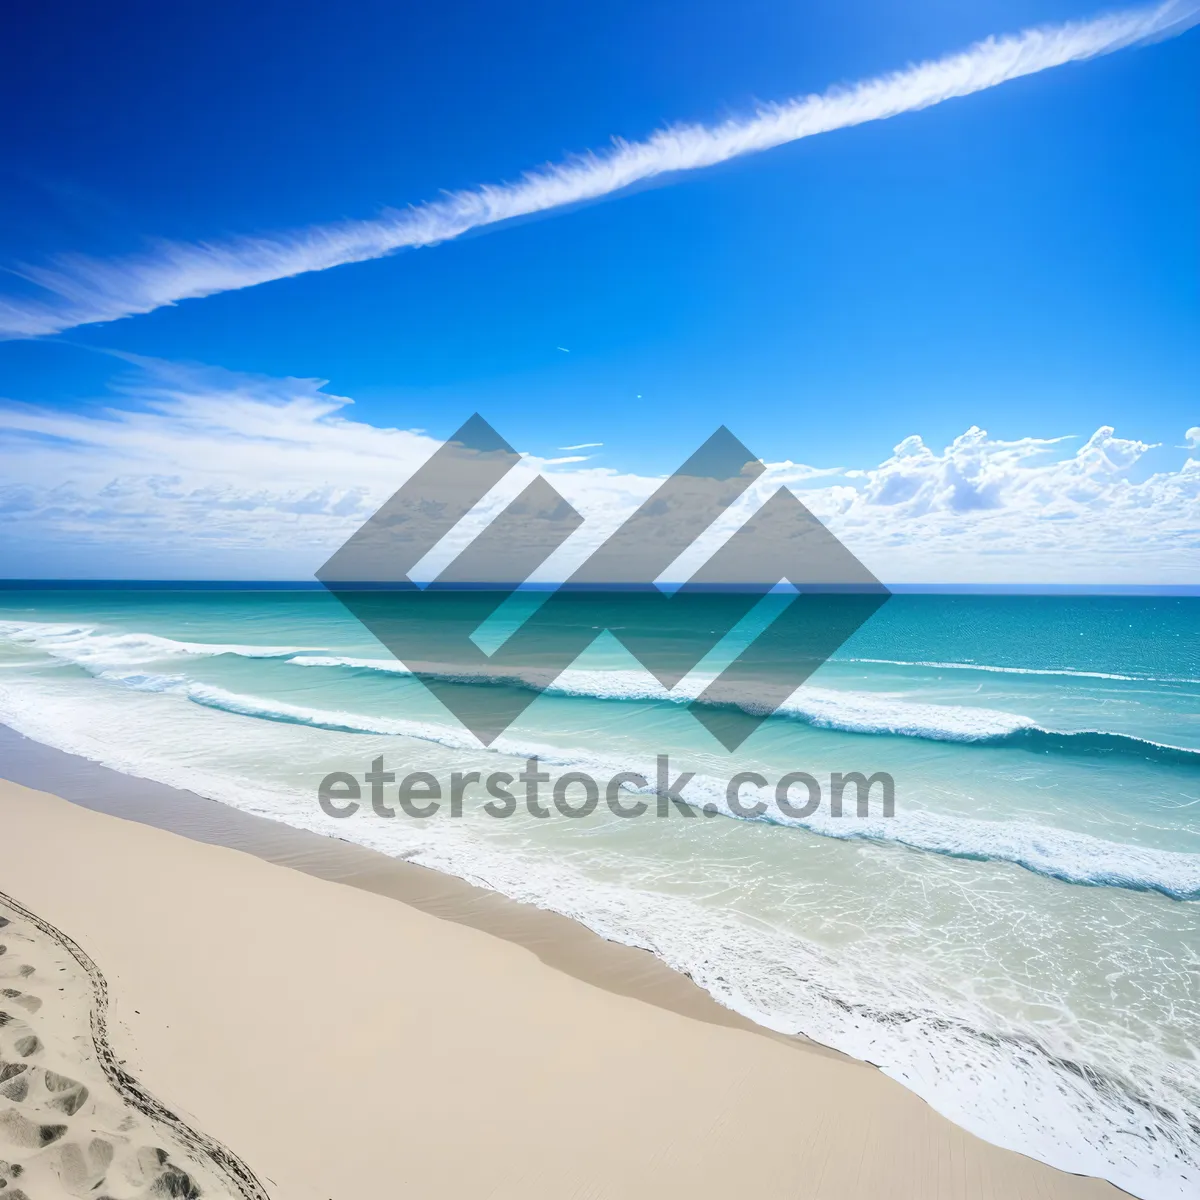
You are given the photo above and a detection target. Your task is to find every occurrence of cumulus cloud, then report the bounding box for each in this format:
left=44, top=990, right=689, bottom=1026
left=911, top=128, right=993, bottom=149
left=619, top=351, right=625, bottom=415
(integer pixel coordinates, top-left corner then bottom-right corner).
left=797, top=425, right=1199, bottom=583
left=0, top=1, right=1196, bottom=338
left=0, top=358, right=1196, bottom=583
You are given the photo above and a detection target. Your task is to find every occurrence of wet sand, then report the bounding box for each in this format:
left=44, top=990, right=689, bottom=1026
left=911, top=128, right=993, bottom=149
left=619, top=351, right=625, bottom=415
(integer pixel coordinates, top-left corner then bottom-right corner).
left=0, top=729, right=1123, bottom=1198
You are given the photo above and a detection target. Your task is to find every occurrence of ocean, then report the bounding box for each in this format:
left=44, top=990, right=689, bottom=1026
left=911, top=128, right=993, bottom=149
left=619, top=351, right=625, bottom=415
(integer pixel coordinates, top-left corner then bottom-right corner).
left=0, top=587, right=1196, bottom=1198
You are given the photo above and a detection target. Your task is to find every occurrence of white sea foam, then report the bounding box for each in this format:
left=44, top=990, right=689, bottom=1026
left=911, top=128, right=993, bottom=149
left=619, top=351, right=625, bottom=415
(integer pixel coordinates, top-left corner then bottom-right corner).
left=0, top=620, right=308, bottom=666
left=3, top=623, right=1195, bottom=759
left=0, top=671, right=1195, bottom=1199
left=286, top=654, right=1036, bottom=740
left=844, top=656, right=1200, bottom=685
left=0, top=622, right=1039, bottom=740
left=85, top=669, right=1200, bottom=900
left=285, top=655, right=1200, bottom=761
left=7, top=624, right=1192, bottom=688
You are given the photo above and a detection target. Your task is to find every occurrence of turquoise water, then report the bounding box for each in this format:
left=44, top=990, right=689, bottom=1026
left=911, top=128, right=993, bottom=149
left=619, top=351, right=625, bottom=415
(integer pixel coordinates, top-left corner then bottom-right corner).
left=0, top=589, right=1197, bottom=1197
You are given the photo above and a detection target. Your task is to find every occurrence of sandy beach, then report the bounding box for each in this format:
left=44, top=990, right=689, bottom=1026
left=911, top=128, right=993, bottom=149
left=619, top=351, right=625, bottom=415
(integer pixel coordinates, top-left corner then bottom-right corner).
left=2, top=0, right=1197, bottom=1193
left=0, top=777, right=1123, bottom=1200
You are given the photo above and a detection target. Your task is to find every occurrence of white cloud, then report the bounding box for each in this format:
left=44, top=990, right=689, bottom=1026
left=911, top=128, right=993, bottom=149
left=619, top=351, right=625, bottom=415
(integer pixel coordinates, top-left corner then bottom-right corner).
left=1, top=1, right=1196, bottom=338
left=0, top=358, right=438, bottom=575
left=796, top=425, right=1200, bottom=583
left=0, top=358, right=1196, bottom=583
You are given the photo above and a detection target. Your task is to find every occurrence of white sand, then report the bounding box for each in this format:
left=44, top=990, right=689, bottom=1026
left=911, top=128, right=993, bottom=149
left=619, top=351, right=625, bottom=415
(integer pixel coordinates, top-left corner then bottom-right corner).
left=0, top=779, right=1121, bottom=1199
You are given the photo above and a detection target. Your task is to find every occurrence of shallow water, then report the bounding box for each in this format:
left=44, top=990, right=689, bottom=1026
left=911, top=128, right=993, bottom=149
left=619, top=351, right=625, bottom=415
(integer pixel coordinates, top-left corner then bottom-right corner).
left=0, top=588, right=1196, bottom=1198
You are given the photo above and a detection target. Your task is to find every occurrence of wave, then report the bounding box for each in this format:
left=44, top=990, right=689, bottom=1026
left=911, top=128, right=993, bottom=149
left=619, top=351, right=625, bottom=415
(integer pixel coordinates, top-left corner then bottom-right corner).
left=289, top=654, right=1031, bottom=735
left=9, top=621, right=1195, bottom=687
left=843, top=657, right=1200, bottom=685
left=0, top=620, right=310, bottom=666
left=7, top=623, right=1197, bottom=767
left=1003, top=727, right=1200, bottom=767
left=0, top=677, right=1196, bottom=1200
left=97, top=670, right=1200, bottom=901
left=285, top=655, right=1200, bottom=767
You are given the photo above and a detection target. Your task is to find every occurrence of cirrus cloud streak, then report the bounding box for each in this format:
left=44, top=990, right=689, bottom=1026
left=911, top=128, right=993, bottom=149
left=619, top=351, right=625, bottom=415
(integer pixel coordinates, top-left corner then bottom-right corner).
left=1, top=1, right=1197, bottom=338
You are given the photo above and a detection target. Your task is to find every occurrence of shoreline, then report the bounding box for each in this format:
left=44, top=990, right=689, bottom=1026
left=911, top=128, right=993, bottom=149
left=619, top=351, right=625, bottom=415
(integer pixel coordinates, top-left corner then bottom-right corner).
left=0, top=722, right=1125, bottom=1197
left=0, top=722, right=809, bottom=1043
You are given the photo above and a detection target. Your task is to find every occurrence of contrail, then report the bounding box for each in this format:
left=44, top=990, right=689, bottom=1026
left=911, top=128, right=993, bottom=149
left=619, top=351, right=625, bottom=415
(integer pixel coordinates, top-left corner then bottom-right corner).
left=2, top=0, right=1196, bottom=338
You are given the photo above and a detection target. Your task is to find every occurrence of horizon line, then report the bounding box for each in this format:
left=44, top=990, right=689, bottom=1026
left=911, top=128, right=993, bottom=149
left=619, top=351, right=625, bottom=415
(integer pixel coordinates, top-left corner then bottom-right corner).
left=2, top=580, right=1198, bottom=596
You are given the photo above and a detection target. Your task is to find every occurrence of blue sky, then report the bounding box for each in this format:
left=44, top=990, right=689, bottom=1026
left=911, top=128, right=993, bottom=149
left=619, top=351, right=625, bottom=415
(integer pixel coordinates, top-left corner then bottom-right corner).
left=0, top=0, right=1196, bottom=580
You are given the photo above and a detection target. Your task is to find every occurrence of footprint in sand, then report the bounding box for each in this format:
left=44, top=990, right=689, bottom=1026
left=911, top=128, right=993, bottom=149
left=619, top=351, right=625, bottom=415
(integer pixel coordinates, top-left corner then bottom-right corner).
left=0, top=904, right=268, bottom=1199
